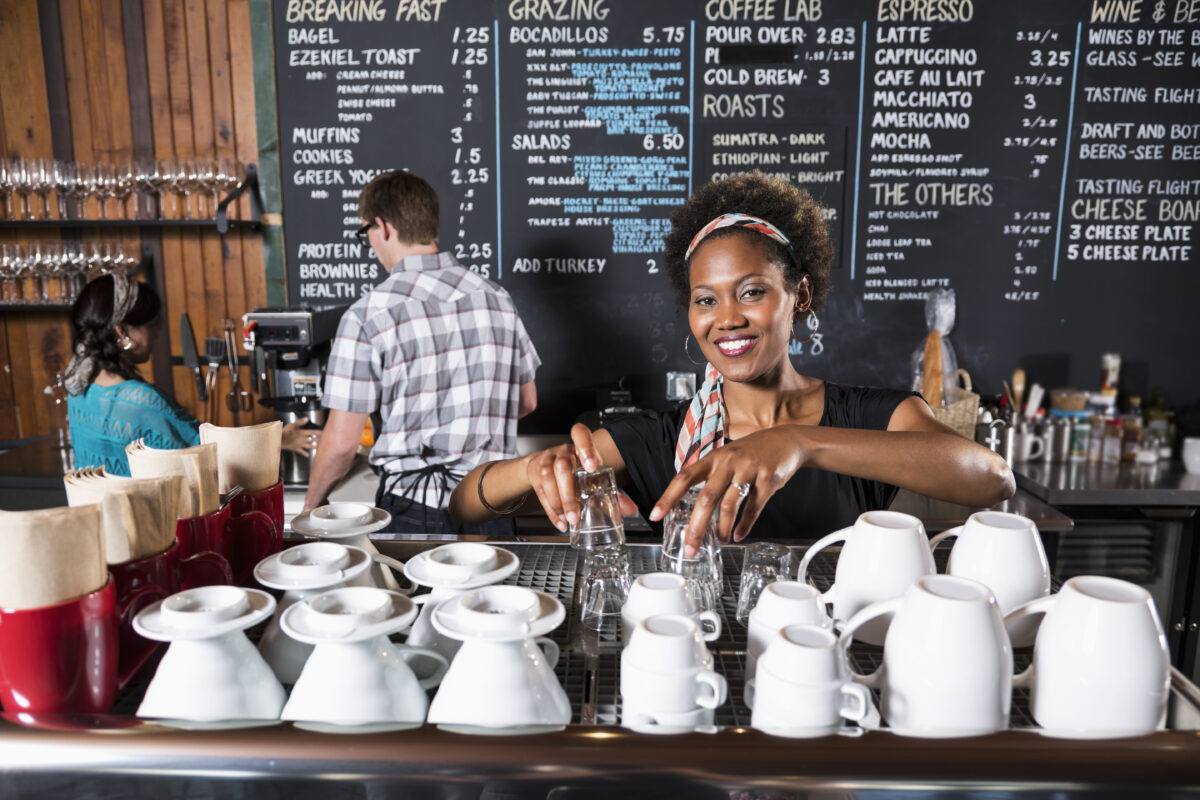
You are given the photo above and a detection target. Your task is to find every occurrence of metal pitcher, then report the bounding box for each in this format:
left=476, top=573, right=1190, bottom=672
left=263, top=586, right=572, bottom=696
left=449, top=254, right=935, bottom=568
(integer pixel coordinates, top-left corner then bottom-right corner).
left=976, top=419, right=1015, bottom=463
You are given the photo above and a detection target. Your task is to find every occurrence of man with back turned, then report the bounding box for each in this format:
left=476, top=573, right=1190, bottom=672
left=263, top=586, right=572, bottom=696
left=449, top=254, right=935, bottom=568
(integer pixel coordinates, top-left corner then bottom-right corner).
left=303, top=170, right=540, bottom=536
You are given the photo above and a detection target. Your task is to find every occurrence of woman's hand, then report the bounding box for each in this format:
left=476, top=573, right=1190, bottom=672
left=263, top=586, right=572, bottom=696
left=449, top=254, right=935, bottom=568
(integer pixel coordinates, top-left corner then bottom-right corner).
left=648, top=426, right=809, bottom=553
left=281, top=417, right=321, bottom=457
left=525, top=423, right=635, bottom=532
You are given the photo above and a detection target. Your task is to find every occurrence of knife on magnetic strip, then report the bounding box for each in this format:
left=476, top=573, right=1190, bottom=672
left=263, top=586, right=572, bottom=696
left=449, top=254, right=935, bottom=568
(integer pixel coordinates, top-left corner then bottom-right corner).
left=180, top=313, right=207, bottom=402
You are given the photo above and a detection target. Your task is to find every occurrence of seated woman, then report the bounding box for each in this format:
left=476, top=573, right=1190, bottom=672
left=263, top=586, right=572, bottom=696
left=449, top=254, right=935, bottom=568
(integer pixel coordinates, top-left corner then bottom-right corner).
left=65, top=272, right=317, bottom=476
left=448, top=172, right=1014, bottom=548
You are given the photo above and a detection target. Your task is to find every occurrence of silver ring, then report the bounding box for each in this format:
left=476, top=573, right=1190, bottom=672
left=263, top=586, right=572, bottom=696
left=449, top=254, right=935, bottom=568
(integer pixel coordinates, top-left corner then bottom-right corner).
left=731, top=481, right=751, bottom=499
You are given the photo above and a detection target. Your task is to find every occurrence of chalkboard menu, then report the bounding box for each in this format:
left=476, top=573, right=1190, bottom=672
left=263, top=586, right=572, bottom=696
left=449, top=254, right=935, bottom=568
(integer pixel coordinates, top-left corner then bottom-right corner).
left=274, top=0, right=1200, bottom=431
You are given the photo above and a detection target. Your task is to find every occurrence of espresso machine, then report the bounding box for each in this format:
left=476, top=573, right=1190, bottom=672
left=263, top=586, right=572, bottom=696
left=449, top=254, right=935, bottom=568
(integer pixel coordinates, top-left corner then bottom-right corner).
left=242, top=305, right=349, bottom=486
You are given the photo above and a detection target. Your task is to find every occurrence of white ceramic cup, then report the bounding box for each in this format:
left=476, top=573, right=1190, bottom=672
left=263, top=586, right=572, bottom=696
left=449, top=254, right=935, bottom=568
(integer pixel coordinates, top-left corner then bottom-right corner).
left=621, top=614, right=727, bottom=724
left=1182, top=437, right=1200, bottom=474
left=422, top=542, right=500, bottom=584
left=1013, top=431, right=1046, bottom=462
left=745, top=624, right=870, bottom=738
left=1004, top=575, right=1170, bottom=738
left=620, top=572, right=721, bottom=645
left=282, top=639, right=447, bottom=725
left=745, top=581, right=832, bottom=679
left=426, top=635, right=569, bottom=728
left=453, top=585, right=542, bottom=637
left=255, top=543, right=375, bottom=683
left=928, top=511, right=1050, bottom=646
left=841, top=574, right=1013, bottom=737
left=796, top=510, right=936, bottom=645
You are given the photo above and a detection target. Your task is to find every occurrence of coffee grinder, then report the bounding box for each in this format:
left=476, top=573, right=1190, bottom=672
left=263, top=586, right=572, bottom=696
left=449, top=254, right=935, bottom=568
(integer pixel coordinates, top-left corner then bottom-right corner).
left=242, top=305, right=349, bottom=486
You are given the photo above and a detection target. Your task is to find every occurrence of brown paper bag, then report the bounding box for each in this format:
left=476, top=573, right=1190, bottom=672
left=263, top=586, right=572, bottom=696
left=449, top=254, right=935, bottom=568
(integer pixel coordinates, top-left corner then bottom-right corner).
left=0, top=505, right=107, bottom=609
left=126, top=440, right=220, bottom=518
left=199, top=421, right=283, bottom=493
left=64, top=469, right=182, bottom=563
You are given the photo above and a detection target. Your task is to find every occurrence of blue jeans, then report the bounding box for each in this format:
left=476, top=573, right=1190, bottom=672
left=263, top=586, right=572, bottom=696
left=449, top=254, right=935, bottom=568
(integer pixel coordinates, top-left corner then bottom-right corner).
left=376, top=492, right=516, bottom=538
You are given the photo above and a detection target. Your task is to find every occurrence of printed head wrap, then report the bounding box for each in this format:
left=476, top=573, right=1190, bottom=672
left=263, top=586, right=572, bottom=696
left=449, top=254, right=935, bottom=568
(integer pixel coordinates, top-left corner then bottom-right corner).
left=684, top=213, right=797, bottom=263
left=63, top=273, right=140, bottom=395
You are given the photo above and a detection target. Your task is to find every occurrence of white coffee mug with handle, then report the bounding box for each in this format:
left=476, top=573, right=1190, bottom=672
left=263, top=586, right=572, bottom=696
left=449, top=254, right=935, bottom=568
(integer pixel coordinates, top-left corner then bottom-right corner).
left=745, top=624, right=870, bottom=738
left=928, top=511, right=1050, bottom=646
left=796, top=510, right=935, bottom=645
left=840, top=574, right=1013, bottom=737
left=1003, top=575, right=1170, bottom=738
left=620, top=572, right=721, bottom=645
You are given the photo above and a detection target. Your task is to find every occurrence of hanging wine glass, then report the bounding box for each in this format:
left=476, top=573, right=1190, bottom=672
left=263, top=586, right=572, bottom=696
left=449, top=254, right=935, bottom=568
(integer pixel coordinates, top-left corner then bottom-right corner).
left=134, top=158, right=160, bottom=220
left=0, top=244, right=20, bottom=303
left=53, top=160, right=76, bottom=220
left=0, top=160, right=14, bottom=220
left=30, top=158, right=54, bottom=219
left=113, top=160, right=136, bottom=220
left=12, top=159, right=33, bottom=220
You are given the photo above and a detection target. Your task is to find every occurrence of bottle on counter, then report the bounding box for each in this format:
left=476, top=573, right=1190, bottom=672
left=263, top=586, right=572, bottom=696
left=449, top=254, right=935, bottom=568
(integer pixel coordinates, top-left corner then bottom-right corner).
left=1102, top=418, right=1124, bottom=464
left=1122, top=396, right=1144, bottom=463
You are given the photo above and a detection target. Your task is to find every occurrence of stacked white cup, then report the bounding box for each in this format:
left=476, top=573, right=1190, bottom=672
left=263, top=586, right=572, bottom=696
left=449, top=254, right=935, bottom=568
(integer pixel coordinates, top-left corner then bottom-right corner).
left=621, top=614, right=727, bottom=734
left=621, top=572, right=721, bottom=647
left=745, top=580, right=832, bottom=680
left=745, top=624, right=869, bottom=738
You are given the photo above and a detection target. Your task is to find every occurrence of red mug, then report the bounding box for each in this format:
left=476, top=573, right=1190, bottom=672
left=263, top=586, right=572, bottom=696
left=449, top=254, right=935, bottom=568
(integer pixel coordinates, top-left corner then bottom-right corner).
left=108, top=540, right=231, bottom=686
left=175, top=507, right=236, bottom=590
left=228, top=482, right=284, bottom=585
left=0, top=578, right=118, bottom=714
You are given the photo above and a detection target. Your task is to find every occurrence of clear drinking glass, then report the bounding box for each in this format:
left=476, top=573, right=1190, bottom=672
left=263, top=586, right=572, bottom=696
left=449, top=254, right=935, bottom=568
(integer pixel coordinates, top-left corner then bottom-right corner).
left=569, top=465, right=625, bottom=550
left=736, top=541, right=794, bottom=625
left=660, top=486, right=721, bottom=613
left=580, top=544, right=632, bottom=631
left=30, top=158, right=53, bottom=219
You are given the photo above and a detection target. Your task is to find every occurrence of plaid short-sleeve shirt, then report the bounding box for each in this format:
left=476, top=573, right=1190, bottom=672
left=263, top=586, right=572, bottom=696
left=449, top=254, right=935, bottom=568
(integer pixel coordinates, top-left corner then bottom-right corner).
left=322, top=252, right=540, bottom=508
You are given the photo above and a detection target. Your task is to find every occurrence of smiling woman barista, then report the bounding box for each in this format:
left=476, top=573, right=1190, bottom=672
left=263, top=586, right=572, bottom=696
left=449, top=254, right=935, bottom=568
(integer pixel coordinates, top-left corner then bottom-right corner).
left=448, top=172, right=1014, bottom=550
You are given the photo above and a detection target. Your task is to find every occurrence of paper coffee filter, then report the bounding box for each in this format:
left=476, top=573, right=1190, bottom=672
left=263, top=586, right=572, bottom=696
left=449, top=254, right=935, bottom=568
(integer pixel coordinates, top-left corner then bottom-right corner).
left=0, top=505, right=107, bottom=609
left=64, top=470, right=182, bottom=563
left=199, top=421, right=282, bottom=493
left=126, top=440, right=220, bottom=517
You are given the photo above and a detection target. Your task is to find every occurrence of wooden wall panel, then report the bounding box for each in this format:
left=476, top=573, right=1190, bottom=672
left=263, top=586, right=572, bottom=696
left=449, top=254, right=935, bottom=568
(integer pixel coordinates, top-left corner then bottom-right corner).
left=0, top=1, right=66, bottom=440
left=1, top=0, right=272, bottom=446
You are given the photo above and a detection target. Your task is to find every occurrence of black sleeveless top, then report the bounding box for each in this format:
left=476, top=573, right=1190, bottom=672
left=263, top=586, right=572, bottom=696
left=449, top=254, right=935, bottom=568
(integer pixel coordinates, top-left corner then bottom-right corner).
left=602, top=383, right=918, bottom=542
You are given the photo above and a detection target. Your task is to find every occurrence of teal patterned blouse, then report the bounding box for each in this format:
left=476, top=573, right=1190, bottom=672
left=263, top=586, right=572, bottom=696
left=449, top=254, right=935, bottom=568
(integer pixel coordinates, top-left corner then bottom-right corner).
left=68, top=381, right=201, bottom=476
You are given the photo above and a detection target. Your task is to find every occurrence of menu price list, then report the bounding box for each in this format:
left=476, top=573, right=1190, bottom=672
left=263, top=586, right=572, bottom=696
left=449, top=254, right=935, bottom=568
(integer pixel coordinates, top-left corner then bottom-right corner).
left=273, top=1, right=1200, bottom=427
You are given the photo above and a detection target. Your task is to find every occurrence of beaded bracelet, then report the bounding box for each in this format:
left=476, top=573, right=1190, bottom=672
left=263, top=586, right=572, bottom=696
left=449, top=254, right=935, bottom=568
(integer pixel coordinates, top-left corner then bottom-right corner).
left=477, top=460, right=528, bottom=515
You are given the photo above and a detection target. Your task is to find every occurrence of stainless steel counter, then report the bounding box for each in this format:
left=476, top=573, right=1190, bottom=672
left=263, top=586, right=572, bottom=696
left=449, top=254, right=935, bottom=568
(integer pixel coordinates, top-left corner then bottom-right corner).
left=1016, top=460, right=1200, bottom=507
left=2, top=541, right=1199, bottom=798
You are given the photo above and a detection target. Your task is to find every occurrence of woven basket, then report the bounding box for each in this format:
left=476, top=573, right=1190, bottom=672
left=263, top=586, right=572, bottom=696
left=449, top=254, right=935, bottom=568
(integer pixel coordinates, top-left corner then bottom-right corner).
left=930, top=368, right=980, bottom=439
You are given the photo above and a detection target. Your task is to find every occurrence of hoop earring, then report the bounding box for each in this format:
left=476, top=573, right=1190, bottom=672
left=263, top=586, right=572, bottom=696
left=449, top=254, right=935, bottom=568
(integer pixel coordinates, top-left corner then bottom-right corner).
left=792, top=309, right=819, bottom=344
left=683, top=334, right=705, bottom=366
left=120, top=336, right=134, bottom=351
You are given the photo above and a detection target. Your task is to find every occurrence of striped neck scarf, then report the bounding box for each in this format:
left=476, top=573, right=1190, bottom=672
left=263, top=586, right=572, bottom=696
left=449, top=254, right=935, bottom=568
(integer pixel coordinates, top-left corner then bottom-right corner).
left=674, top=362, right=727, bottom=471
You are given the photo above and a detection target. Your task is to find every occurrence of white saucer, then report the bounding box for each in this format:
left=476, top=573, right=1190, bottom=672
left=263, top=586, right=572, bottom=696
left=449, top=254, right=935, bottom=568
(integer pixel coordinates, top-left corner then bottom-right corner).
left=431, top=589, right=564, bottom=642
left=134, top=588, right=276, bottom=642
left=144, top=718, right=282, bottom=732
left=254, top=544, right=373, bottom=590
left=291, top=506, right=392, bottom=539
left=280, top=590, right=418, bottom=644
left=293, top=720, right=422, bottom=735
left=436, top=723, right=567, bottom=737
left=404, top=546, right=519, bottom=589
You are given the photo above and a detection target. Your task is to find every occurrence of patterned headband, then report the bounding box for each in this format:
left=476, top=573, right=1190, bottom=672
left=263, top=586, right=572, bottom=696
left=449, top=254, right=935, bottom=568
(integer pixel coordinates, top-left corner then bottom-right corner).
left=110, top=271, right=139, bottom=328
left=63, top=272, right=141, bottom=396
left=684, top=213, right=796, bottom=262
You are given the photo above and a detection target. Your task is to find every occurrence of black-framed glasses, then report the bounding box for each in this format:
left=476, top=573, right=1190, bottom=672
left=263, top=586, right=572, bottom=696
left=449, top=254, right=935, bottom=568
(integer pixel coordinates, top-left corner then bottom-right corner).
left=355, top=222, right=376, bottom=245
